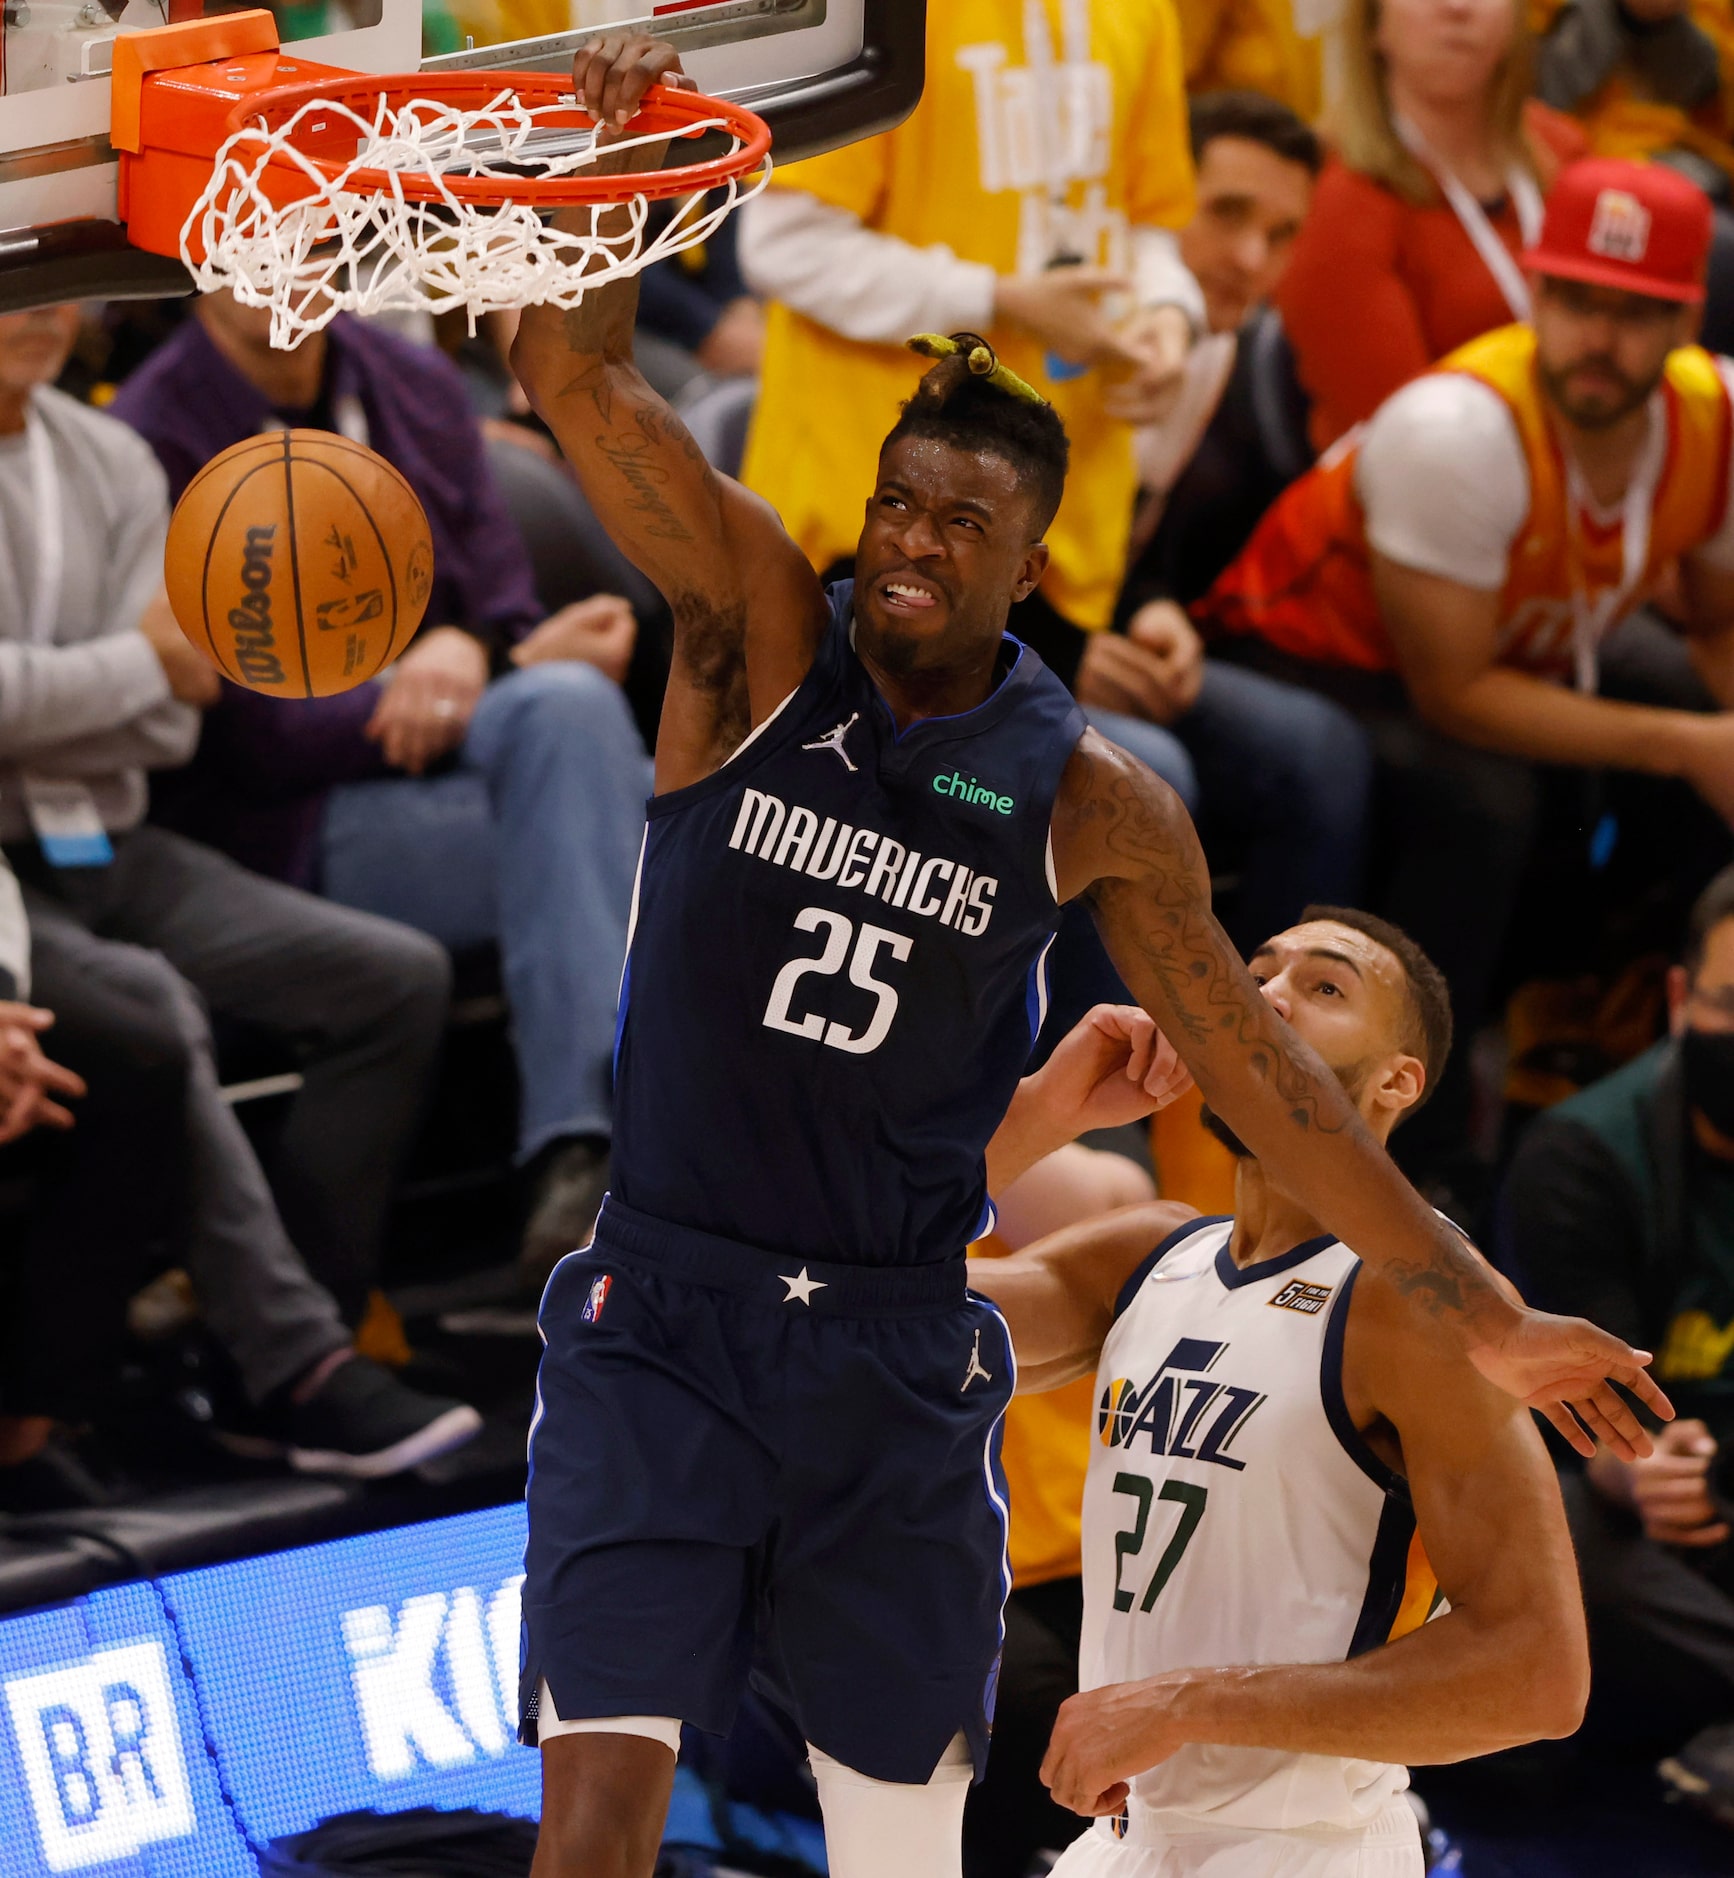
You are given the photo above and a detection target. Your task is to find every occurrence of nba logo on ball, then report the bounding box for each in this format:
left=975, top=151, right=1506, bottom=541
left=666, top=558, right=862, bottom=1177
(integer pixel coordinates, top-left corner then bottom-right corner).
left=164, top=430, right=435, bottom=698
left=581, top=1276, right=612, bottom=1324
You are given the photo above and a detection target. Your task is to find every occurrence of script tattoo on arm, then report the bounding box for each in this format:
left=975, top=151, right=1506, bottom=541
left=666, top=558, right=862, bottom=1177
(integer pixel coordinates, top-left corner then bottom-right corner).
left=1057, top=733, right=1482, bottom=1325
left=1075, top=739, right=1352, bottom=1137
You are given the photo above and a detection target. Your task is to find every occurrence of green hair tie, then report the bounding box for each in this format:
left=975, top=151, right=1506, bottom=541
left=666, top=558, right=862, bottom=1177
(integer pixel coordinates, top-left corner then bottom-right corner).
left=908, top=332, right=1049, bottom=407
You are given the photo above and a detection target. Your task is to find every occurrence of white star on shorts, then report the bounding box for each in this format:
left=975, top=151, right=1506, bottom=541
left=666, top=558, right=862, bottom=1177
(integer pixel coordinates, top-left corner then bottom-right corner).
left=779, top=1266, right=828, bottom=1306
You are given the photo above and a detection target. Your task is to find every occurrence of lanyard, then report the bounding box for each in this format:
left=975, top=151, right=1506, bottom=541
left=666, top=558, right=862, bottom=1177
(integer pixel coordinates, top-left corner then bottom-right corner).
left=1395, top=117, right=1543, bottom=323
left=1560, top=399, right=1665, bottom=692
left=0, top=403, right=66, bottom=646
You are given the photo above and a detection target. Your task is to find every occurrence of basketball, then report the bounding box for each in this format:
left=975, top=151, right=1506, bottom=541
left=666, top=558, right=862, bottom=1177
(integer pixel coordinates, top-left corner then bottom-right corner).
left=164, top=430, right=435, bottom=698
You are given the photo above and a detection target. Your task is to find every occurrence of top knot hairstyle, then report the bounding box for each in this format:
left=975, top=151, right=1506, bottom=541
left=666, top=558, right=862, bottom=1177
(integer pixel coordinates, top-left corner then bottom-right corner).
left=883, top=333, right=1071, bottom=538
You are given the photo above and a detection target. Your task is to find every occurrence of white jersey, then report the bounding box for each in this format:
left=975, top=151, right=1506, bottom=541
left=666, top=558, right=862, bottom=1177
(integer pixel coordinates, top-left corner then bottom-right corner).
left=1078, top=1216, right=1440, bottom=1838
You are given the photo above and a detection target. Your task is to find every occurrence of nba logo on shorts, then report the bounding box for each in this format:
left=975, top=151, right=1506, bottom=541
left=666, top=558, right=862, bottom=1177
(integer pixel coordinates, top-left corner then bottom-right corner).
left=1588, top=189, right=1652, bottom=263
left=3, top=1640, right=195, bottom=1871
left=582, top=1275, right=613, bottom=1323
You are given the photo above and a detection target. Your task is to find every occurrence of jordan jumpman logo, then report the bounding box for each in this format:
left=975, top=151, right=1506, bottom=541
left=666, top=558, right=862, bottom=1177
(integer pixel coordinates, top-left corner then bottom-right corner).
left=962, top=1327, right=994, bottom=1392
left=802, top=711, right=860, bottom=772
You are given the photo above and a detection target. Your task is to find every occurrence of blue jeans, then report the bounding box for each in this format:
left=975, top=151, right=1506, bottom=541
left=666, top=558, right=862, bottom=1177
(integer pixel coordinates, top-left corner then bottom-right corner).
left=320, top=662, right=652, bottom=1160
left=1174, top=661, right=1371, bottom=953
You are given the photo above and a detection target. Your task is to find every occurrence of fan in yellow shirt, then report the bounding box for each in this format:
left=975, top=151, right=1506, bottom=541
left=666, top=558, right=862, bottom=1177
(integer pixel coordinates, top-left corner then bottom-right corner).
left=739, top=0, right=1199, bottom=655
left=1175, top=0, right=1327, bottom=119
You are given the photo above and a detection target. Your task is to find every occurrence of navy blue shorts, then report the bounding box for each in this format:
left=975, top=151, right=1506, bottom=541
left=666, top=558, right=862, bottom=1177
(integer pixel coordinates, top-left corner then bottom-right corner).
left=519, top=1196, right=1016, bottom=1784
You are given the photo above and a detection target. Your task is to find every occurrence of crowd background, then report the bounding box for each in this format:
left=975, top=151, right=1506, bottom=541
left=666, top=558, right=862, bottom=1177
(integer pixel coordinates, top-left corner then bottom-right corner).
left=6, top=0, right=1734, bottom=1870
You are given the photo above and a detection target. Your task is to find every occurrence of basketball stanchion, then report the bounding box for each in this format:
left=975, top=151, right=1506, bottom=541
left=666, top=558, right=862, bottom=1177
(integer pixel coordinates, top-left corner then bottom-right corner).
left=109, top=11, right=773, bottom=346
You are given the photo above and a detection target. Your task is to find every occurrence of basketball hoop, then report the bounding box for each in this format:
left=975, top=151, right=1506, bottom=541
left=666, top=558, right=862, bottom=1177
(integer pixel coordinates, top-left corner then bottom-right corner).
left=111, top=13, right=772, bottom=346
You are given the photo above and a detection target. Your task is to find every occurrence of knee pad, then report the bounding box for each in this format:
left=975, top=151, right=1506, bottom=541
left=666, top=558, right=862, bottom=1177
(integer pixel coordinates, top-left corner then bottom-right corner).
left=809, top=1734, right=972, bottom=1878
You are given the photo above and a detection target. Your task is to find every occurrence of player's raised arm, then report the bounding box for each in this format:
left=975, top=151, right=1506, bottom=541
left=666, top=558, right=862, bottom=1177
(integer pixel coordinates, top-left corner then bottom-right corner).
left=1041, top=1272, right=1591, bottom=1815
left=1048, top=727, right=1671, bottom=1457
left=511, top=34, right=827, bottom=787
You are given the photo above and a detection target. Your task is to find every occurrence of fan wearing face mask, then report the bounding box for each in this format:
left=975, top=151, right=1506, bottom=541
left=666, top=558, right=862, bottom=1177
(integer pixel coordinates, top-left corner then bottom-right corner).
left=1502, top=860, right=1734, bottom=1815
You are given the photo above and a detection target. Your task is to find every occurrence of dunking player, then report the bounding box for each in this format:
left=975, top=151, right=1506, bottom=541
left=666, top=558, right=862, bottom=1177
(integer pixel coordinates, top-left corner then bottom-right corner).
left=974, top=914, right=1590, bottom=1876
left=511, top=36, right=1659, bottom=1878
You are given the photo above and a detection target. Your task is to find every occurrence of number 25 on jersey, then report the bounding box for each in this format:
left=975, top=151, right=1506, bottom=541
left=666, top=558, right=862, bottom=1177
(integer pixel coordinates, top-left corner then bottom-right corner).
left=763, top=906, right=912, bottom=1057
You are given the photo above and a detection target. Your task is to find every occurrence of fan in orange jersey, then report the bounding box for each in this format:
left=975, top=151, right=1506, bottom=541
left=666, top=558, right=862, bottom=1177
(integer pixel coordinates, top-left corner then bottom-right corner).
left=1200, top=157, right=1734, bottom=819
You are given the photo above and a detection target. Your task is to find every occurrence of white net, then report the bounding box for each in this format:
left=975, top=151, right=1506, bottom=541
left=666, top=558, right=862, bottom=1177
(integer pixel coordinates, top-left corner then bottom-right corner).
left=182, top=90, right=770, bottom=347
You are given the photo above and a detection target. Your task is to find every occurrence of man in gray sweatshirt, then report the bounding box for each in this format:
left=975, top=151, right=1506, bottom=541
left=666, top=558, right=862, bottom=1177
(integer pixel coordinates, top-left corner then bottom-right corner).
left=0, top=305, right=480, bottom=1484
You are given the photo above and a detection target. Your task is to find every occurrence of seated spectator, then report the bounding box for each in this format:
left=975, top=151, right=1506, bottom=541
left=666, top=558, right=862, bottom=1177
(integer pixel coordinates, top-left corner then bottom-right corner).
left=1277, top=0, right=1574, bottom=450
left=0, top=848, right=185, bottom=1511
left=1197, top=158, right=1734, bottom=1165
left=1502, top=862, right=1734, bottom=1808
left=1126, top=89, right=1324, bottom=601
left=1175, top=0, right=1327, bottom=119
left=112, top=294, right=652, bottom=1279
left=1536, top=0, right=1734, bottom=352
left=1080, top=91, right=1373, bottom=953
left=0, top=303, right=479, bottom=1481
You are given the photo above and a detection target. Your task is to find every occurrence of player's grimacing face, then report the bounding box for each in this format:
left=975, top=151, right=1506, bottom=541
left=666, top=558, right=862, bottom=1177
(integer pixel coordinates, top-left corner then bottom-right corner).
left=1248, top=923, right=1422, bottom=1125
left=855, top=436, right=1048, bottom=674
left=1533, top=275, right=1696, bottom=430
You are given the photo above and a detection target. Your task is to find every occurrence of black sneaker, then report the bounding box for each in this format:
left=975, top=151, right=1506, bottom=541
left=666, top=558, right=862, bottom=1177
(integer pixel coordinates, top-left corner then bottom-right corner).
left=1662, top=1722, right=1734, bottom=1830
left=282, top=1357, right=482, bottom=1480
left=519, top=1136, right=610, bottom=1294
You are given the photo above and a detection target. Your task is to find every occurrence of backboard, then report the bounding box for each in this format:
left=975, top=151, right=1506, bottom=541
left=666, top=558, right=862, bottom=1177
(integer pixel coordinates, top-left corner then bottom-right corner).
left=0, top=0, right=923, bottom=311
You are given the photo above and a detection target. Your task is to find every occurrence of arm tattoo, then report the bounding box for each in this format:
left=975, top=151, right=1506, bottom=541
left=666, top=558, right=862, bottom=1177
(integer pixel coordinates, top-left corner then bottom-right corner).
left=594, top=431, right=698, bottom=543
left=1377, top=1259, right=1468, bottom=1315
left=1073, top=744, right=1490, bottom=1322
left=553, top=332, right=716, bottom=547
left=1078, top=747, right=1346, bottom=1139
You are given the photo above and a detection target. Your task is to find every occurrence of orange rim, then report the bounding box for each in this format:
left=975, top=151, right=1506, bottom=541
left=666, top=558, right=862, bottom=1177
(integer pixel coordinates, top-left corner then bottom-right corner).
left=221, top=76, right=770, bottom=207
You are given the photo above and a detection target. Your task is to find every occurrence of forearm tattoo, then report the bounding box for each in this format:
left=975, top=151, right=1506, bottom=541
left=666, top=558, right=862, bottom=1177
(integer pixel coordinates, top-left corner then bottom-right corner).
left=1073, top=744, right=1484, bottom=1321
left=1080, top=748, right=1346, bottom=1136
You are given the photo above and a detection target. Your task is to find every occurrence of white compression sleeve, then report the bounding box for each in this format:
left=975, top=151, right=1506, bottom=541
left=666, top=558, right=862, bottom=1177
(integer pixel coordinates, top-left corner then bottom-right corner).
left=808, top=1735, right=974, bottom=1878
left=534, top=1680, right=681, bottom=1755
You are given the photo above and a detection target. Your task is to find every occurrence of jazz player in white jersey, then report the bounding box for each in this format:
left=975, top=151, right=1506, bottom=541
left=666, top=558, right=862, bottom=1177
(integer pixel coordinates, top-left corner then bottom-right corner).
left=973, top=908, right=1590, bottom=1876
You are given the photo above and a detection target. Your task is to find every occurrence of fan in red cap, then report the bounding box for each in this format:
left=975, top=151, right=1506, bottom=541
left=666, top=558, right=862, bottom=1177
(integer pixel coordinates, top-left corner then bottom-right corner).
left=1524, top=156, right=1712, bottom=306
left=1193, top=142, right=1734, bottom=1035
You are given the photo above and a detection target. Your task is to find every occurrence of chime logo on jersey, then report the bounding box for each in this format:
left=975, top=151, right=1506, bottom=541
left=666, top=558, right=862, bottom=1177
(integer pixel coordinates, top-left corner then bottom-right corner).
left=581, top=1275, right=612, bottom=1324
left=1096, top=1335, right=1265, bottom=1471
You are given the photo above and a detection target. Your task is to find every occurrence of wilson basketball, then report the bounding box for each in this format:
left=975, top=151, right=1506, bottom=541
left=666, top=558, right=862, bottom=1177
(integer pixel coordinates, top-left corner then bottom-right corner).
left=165, top=430, right=435, bottom=698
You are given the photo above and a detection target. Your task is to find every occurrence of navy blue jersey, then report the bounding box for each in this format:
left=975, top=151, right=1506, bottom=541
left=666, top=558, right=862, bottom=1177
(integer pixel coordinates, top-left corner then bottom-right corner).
left=612, top=582, right=1086, bottom=1268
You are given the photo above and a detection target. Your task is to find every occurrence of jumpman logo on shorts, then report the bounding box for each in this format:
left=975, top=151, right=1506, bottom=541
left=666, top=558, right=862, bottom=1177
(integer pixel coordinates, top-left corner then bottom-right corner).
left=802, top=712, right=860, bottom=772
left=962, top=1328, right=993, bottom=1393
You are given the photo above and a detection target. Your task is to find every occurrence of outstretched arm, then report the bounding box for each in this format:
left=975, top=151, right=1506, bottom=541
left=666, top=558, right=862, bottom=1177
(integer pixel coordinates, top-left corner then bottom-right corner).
left=984, top=1003, right=1193, bottom=1195
left=968, top=1200, right=1199, bottom=1391
left=511, top=33, right=826, bottom=788
left=1042, top=1272, right=1589, bottom=1814
left=1049, top=728, right=1670, bottom=1456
